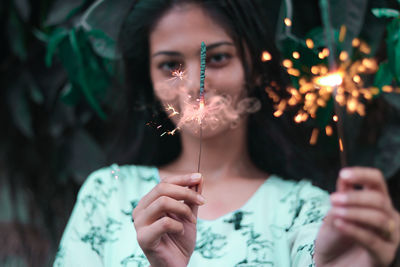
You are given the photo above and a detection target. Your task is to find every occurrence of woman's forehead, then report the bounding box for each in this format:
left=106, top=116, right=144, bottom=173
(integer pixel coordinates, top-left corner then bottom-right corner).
left=149, top=4, right=232, bottom=55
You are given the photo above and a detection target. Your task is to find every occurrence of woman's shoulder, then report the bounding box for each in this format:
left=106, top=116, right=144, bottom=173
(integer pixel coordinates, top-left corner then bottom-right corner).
left=77, top=164, right=160, bottom=200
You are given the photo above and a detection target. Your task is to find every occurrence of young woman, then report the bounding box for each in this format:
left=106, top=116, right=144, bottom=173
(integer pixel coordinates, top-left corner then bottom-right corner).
left=54, top=0, right=400, bottom=266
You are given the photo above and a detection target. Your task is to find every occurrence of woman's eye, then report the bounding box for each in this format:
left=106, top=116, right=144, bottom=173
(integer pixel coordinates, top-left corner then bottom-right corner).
left=207, top=53, right=231, bottom=66
left=158, top=61, right=182, bottom=72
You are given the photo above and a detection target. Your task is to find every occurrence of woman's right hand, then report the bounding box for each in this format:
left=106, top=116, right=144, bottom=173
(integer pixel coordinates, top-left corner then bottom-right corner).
left=132, top=173, right=205, bottom=267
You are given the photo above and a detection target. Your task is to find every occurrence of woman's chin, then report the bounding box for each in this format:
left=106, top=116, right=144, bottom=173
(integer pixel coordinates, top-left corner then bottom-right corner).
left=179, top=120, right=236, bottom=139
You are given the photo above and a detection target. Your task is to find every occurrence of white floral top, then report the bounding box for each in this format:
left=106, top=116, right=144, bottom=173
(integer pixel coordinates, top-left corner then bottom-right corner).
left=54, top=164, right=330, bottom=267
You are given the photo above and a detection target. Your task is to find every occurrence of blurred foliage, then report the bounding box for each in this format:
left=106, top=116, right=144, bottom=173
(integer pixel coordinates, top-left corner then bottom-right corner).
left=1, top=0, right=399, bottom=266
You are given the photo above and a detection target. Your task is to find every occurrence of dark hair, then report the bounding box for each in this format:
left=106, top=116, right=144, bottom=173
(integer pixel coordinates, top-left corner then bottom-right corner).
left=110, top=0, right=319, bottom=181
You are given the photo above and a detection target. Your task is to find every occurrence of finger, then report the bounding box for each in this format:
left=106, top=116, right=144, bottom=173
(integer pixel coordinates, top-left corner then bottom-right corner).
left=135, top=181, right=205, bottom=212
left=141, top=196, right=197, bottom=225
left=160, top=172, right=203, bottom=187
left=330, top=191, right=392, bottom=214
left=189, top=176, right=204, bottom=218
left=337, top=167, right=388, bottom=195
left=137, top=217, right=184, bottom=250
left=331, top=206, right=391, bottom=240
left=333, top=218, right=386, bottom=259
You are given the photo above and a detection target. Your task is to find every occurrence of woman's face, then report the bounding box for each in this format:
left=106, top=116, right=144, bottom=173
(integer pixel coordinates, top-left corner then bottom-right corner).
left=149, top=4, right=247, bottom=138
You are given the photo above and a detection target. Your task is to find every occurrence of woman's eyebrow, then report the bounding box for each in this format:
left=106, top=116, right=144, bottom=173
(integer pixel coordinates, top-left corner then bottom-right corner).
left=206, top=41, right=234, bottom=51
left=152, top=41, right=234, bottom=58
left=152, top=51, right=183, bottom=58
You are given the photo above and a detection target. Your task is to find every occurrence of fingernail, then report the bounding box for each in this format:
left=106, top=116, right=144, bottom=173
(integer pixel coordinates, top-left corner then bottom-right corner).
left=197, top=194, right=206, bottom=204
left=330, top=193, right=347, bottom=203
left=333, top=218, right=344, bottom=227
left=191, top=214, right=197, bottom=224
left=191, top=173, right=202, bottom=181
left=339, top=169, right=352, bottom=179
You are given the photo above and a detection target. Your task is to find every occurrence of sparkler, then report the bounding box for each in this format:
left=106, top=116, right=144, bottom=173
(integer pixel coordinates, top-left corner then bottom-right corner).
left=198, top=42, right=206, bottom=174
left=317, top=0, right=347, bottom=167
left=268, top=0, right=400, bottom=168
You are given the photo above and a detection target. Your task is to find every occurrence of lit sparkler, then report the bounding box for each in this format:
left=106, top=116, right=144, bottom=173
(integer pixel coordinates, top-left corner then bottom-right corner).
left=166, top=104, right=180, bottom=118
left=268, top=1, right=399, bottom=168
left=170, top=65, right=186, bottom=81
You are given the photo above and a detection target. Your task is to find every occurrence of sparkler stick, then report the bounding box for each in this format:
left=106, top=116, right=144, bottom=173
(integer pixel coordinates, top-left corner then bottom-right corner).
left=319, top=0, right=347, bottom=167
left=192, top=42, right=206, bottom=193
left=198, top=42, right=206, bottom=173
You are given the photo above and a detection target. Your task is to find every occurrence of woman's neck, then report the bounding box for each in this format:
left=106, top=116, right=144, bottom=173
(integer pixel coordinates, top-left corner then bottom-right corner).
left=163, top=121, right=266, bottom=182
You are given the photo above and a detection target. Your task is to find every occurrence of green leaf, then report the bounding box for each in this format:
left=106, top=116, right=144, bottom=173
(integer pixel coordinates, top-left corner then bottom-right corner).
left=8, top=85, right=34, bottom=138
left=14, top=0, right=31, bottom=22
left=386, top=20, right=400, bottom=79
left=32, top=28, right=49, bottom=42
left=329, top=0, right=369, bottom=53
left=8, top=9, right=27, bottom=61
left=45, top=28, right=68, bottom=67
left=27, top=77, right=44, bottom=105
left=396, top=29, right=400, bottom=82
left=87, top=29, right=117, bottom=59
left=357, top=0, right=387, bottom=56
left=68, top=28, right=107, bottom=119
left=374, top=61, right=394, bottom=90
left=81, top=0, right=133, bottom=41
left=44, top=0, right=86, bottom=26
left=372, top=8, right=400, bottom=19
left=60, top=83, right=82, bottom=106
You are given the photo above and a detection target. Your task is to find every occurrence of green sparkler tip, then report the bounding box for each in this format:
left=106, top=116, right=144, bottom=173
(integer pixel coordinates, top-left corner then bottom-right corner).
left=200, top=42, right=206, bottom=96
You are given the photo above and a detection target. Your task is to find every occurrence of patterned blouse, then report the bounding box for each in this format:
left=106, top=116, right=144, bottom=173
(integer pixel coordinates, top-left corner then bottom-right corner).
left=54, top=164, right=330, bottom=267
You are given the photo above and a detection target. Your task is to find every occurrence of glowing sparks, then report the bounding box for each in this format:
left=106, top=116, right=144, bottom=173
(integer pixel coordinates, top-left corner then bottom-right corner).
left=166, top=104, right=179, bottom=118
left=306, top=39, right=314, bottom=49
left=310, top=128, right=319, bottom=145
left=315, top=73, right=343, bottom=87
left=274, top=110, right=284, bottom=117
left=292, top=51, right=300, bottom=59
left=311, top=66, right=320, bottom=75
left=339, top=51, right=349, bottom=61
left=339, top=25, right=347, bottom=43
left=287, top=68, right=300, bottom=77
left=352, top=38, right=361, bottom=47
left=353, top=75, right=361, bottom=83
left=269, top=55, right=382, bottom=130
left=161, top=127, right=180, bottom=136
left=322, top=48, right=330, bottom=58
left=359, top=42, right=371, bottom=54
left=339, top=138, right=344, bottom=152
left=283, top=59, right=293, bottom=68
left=171, top=68, right=185, bottom=80
left=262, top=51, right=272, bottom=62
left=284, top=18, right=292, bottom=27
left=383, top=85, right=393, bottom=93
left=325, top=125, right=333, bottom=136
left=333, top=115, right=339, bottom=122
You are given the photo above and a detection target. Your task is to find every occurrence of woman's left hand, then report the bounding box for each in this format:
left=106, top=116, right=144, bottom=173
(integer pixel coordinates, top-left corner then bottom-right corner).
left=314, top=167, right=400, bottom=267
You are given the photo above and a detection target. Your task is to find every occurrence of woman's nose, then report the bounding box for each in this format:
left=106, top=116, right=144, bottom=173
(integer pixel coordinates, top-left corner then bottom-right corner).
left=183, top=63, right=201, bottom=96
